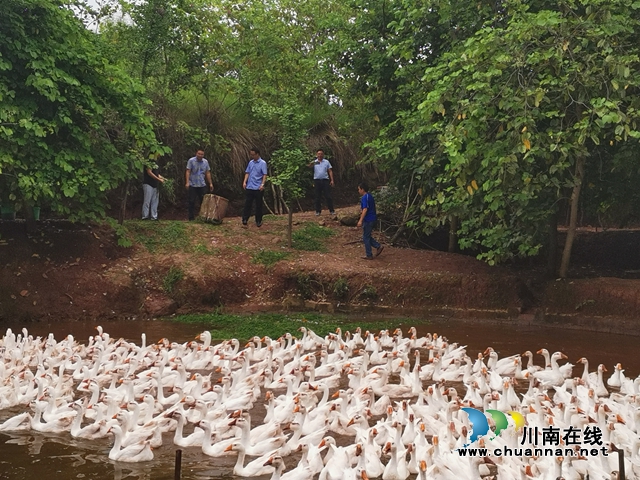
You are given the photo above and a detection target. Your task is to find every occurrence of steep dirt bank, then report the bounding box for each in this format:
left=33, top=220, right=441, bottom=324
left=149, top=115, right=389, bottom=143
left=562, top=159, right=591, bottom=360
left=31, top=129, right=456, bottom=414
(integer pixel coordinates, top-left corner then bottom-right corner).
left=1, top=212, right=639, bottom=334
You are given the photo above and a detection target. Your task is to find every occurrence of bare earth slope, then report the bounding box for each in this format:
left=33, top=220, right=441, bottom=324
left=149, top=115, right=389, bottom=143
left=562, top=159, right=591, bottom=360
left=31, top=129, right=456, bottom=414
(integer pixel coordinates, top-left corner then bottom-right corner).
left=1, top=210, right=640, bottom=334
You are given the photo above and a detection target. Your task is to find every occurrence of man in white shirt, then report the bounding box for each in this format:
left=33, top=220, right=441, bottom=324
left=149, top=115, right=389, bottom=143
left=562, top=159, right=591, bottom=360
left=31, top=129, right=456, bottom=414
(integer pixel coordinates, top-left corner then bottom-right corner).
left=185, top=149, right=213, bottom=220
left=308, top=149, right=335, bottom=216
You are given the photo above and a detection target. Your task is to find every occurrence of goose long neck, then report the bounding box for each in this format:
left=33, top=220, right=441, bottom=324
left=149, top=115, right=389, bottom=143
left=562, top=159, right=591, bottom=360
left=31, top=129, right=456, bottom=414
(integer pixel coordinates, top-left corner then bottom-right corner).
left=155, top=378, right=165, bottom=403
left=234, top=448, right=246, bottom=471
left=240, top=421, right=251, bottom=448
left=269, top=462, right=283, bottom=480
left=70, top=409, right=83, bottom=432
left=582, top=358, right=589, bottom=382
left=174, top=414, right=185, bottom=443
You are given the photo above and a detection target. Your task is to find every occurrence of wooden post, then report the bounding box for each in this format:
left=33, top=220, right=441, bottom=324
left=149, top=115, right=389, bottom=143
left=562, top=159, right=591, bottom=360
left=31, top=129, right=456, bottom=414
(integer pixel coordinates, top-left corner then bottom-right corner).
left=174, top=449, right=182, bottom=480
left=610, top=443, right=626, bottom=480
left=618, top=447, right=626, bottom=480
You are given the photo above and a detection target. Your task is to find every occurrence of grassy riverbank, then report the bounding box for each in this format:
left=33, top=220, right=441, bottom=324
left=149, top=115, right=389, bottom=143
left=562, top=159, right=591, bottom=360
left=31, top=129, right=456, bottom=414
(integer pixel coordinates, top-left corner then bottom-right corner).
left=169, top=311, right=426, bottom=341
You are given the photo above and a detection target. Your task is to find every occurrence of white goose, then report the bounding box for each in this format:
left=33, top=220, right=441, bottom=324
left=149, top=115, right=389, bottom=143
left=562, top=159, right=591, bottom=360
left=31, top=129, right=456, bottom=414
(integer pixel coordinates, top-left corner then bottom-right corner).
left=224, top=441, right=276, bottom=477
left=0, top=412, right=31, bottom=432
left=107, top=428, right=154, bottom=463
left=29, top=400, right=74, bottom=433
left=70, top=402, right=110, bottom=439
left=533, top=352, right=568, bottom=387
left=382, top=441, right=409, bottom=480
left=169, top=410, right=205, bottom=447
left=265, top=455, right=314, bottom=480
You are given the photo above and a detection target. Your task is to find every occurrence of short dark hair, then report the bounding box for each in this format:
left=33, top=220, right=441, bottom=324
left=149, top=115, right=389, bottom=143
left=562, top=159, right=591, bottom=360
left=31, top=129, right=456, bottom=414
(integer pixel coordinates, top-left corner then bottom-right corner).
left=358, top=182, right=369, bottom=192
left=250, top=147, right=260, bottom=155
left=317, top=148, right=324, bottom=153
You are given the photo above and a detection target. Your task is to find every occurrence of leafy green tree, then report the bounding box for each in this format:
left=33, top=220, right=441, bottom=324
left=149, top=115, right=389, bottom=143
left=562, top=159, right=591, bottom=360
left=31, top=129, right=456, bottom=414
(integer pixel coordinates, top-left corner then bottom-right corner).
left=0, top=0, right=167, bottom=221
left=259, top=102, right=309, bottom=247
left=374, top=0, right=640, bottom=276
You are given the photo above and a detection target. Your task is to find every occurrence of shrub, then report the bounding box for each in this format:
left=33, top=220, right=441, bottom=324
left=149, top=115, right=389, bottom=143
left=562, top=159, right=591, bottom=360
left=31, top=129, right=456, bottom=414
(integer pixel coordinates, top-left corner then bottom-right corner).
left=163, top=266, right=184, bottom=293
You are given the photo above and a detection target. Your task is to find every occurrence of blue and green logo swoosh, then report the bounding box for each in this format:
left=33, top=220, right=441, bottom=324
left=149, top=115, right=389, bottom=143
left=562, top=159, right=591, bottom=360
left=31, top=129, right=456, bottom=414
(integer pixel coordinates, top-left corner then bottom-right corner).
left=461, top=407, right=526, bottom=445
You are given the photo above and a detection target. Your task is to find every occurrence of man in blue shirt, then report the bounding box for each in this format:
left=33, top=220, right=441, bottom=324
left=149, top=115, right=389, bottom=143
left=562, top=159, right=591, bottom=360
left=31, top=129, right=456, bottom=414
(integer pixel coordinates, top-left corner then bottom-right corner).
left=357, top=182, right=384, bottom=259
left=308, top=149, right=335, bottom=216
left=185, top=149, right=213, bottom=220
left=242, top=148, right=268, bottom=227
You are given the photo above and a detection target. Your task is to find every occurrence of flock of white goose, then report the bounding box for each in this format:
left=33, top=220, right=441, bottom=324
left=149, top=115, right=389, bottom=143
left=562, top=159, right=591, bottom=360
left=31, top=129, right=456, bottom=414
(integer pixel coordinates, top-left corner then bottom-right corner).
left=0, top=325, right=639, bottom=480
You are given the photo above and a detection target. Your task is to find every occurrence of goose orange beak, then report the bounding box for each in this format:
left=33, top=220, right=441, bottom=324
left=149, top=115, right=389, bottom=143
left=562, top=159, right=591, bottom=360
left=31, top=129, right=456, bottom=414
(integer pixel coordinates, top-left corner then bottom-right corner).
left=224, top=444, right=234, bottom=452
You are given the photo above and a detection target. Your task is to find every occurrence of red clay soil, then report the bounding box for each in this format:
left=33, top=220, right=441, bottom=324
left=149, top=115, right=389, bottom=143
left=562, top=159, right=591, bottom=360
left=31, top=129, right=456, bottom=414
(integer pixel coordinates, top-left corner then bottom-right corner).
left=1, top=210, right=640, bottom=332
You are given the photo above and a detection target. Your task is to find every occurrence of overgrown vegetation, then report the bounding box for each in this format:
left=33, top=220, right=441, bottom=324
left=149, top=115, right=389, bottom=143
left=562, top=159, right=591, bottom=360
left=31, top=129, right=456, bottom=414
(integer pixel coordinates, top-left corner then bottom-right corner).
left=169, top=312, right=423, bottom=341
left=292, top=223, right=335, bottom=251
left=293, top=272, right=327, bottom=299
left=251, top=249, right=290, bottom=268
left=360, top=284, right=378, bottom=301
left=162, top=266, right=184, bottom=293
left=7, top=0, right=640, bottom=279
left=0, top=0, right=168, bottom=221
left=332, top=277, right=350, bottom=300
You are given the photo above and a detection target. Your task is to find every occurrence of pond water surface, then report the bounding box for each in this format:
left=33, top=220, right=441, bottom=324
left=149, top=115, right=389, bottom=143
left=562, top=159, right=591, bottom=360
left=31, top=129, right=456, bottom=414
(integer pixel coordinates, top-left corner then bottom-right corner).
left=0, top=316, right=637, bottom=480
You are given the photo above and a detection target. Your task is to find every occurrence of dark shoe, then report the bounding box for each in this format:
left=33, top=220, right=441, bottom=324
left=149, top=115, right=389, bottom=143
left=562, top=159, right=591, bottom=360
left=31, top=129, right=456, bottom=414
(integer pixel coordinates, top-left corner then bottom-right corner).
left=315, top=212, right=321, bottom=216
left=242, top=220, right=248, bottom=226
left=256, top=221, right=262, bottom=227
left=361, top=256, right=374, bottom=260
left=375, top=246, right=384, bottom=257
left=330, top=211, right=336, bottom=215
left=141, top=217, right=149, bottom=220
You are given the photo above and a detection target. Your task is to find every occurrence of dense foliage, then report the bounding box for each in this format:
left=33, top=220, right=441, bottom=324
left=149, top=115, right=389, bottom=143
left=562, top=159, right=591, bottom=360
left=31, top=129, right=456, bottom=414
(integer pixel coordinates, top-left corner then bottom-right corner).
left=365, top=0, right=640, bottom=274
left=0, top=0, right=167, bottom=220
left=3, top=0, right=640, bottom=275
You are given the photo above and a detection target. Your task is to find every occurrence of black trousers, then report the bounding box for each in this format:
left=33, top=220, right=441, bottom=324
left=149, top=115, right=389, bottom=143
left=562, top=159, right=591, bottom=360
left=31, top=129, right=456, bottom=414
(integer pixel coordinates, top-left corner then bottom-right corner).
left=243, top=189, right=263, bottom=224
left=188, top=186, right=207, bottom=220
left=314, top=179, right=334, bottom=213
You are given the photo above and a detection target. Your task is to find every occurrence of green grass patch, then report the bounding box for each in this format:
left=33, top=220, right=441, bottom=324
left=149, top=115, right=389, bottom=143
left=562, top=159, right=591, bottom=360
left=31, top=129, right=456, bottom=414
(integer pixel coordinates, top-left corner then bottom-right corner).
left=262, top=214, right=287, bottom=223
left=126, top=220, right=190, bottom=253
left=163, top=266, right=184, bottom=293
left=292, top=223, right=335, bottom=251
left=192, top=243, right=219, bottom=255
left=168, top=312, right=417, bottom=341
left=251, top=249, right=290, bottom=268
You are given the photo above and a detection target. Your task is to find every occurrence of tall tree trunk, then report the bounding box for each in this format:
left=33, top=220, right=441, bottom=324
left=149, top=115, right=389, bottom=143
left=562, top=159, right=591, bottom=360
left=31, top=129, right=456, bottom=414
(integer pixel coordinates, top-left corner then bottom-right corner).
left=119, top=180, right=130, bottom=225
left=287, top=203, right=293, bottom=248
left=546, top=209, right=558, bottom=278
left=23, top=200, right=37, bottom=234
left=559, top=156, right=585, bottom=278
left=269, top=184, right=280, bottom=214
left=448, top=215, right=458, bottom=253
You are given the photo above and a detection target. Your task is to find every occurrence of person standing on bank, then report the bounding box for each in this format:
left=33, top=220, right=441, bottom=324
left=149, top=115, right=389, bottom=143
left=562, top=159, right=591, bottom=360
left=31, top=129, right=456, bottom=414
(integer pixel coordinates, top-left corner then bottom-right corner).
left=185, top=149, right=213, bottom=221
left=142, top=163, right=165, bottom=220
left=308, top=149, right=335, bottom=216
left=357, top=182, right=384, bottom=260
left=242, top=148, right=268, bottom=227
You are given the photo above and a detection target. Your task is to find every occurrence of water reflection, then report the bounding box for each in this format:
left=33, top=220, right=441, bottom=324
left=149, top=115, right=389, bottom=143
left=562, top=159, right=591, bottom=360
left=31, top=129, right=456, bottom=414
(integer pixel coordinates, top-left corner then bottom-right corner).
left=0, top=315, right=636, bottom=479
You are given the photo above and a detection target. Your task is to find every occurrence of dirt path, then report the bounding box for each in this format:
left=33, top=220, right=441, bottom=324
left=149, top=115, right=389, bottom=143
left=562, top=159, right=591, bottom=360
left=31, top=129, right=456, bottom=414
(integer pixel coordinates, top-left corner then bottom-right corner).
left=1, top=211, right=640, bottom=332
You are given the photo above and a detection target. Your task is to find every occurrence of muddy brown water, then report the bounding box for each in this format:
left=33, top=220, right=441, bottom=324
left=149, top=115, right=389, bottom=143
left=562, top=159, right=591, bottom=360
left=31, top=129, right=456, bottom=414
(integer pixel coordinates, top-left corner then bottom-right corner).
left=0, top=316, right=637, bottom=479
